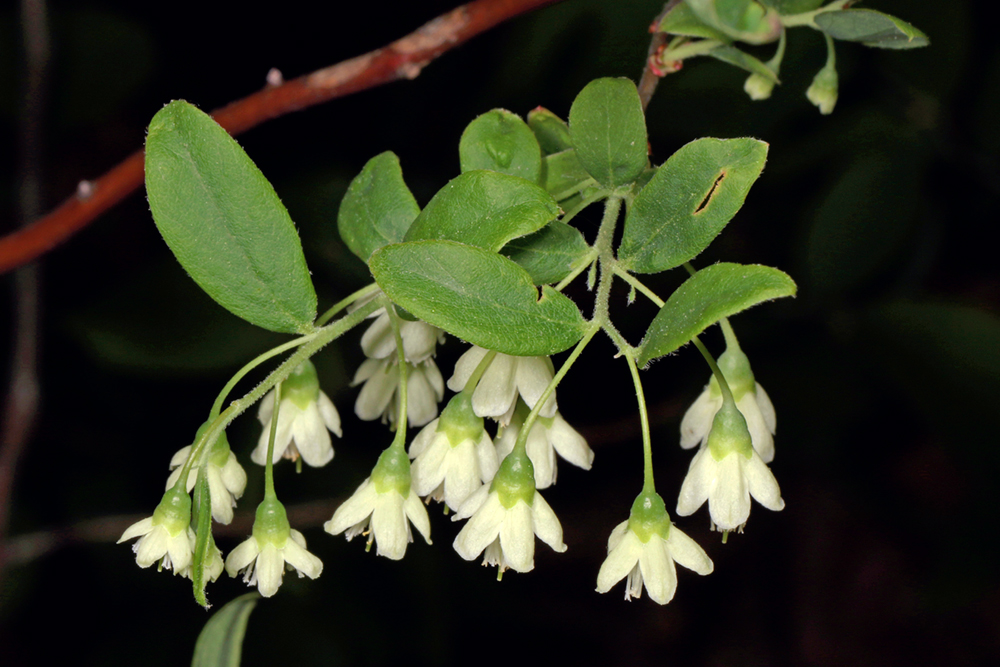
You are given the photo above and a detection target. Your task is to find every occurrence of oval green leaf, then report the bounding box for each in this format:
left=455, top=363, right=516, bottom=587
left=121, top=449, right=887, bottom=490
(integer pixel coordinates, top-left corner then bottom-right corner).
left=815, top=9, right=929, bottom=49
left=338, top=151, right=420, bottom=262
left=569, top=78, right=648, bottom=188
left=460, top=109, right=542, bottom=183
left=191, top=593, right=259, bottom=667
left=685, top=0, right=781, bottom=44
left=659, top=3, right=732, bottom=41
left=145, top=101, right=317, bottom=333
left=618, top=138, right=768, bottom=274
left=759, top=0, right=823, bottom=14
left=404, top=170, right=560, bottom=252
left=191, top=467, right=213, bottom=609
left=638, top=263, right=796, bottom=365
left=370, top=240, right=587, bottom=356
left=542, top=149, right=598, bottom=202
left=527, top=107, right=573, bottom=155
left=503, top=221, right=592, bottom=285
left=708, top=45, right=778, bottom=82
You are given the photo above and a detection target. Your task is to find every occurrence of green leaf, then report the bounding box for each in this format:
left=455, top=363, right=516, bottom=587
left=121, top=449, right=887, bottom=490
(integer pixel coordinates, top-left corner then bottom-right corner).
left=503, top=221, right=592, bottom=285
left=638, top=263, right=796, bottom=365
left=618, top=138, right=768, bottom=274
left=815, top=9, right=929, bottom=49
left=527, top=107, right=573, bottom=155
left=191, top=593, right=260, bottom=667
left=145, top=101, right=317, bottom=334
left=685, top=0, right=781, bottom=44
left=758, top=0, right=823, bottom=14
left=338, top=151, right=420, bottom=262
left=659, top=3, right=732, bottom=41
left=460, top=109, right=543, bottom=183
left=542, top=149, right=598, bottom=201
left=404, top=170, right=560, bottom=252
left=370, top=240, right=587, bottom=356
left=191, top=466, right=213, bottom=609
left=568, top=78, right=648, bottom=188
left=708, top=45, right=778, bottom=82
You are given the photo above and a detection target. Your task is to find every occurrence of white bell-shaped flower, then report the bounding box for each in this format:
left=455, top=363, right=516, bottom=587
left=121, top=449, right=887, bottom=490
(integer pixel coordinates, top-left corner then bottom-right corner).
left=225, top=497, right=323, bottom=598
left=676, top=400, right=784, bottom=532
left=252, top=360, right=342, bottom=468
left=495, top=400, right=592, bottom=489
left=166, top=428, right=247, bottom=525
left=452, top=447, right=566, bottom=575
left=360, top=309, right=444, bottom=363
left=680, top=345, right=776, bottom=462
left=118, top=486, right=194, bottom=575
left=597, top=492, right=713, bottom=604
left=353, top=357, right=444, bottom=428
left=447, top=345, right=557, bottom=426
left=325, top=446, right=432, bottom=560
left=409, top=393, right=499, bottom=511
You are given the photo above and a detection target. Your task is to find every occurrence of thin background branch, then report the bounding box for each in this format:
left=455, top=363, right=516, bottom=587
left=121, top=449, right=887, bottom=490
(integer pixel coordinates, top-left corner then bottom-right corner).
left=0, top=0, right=565, bottom=275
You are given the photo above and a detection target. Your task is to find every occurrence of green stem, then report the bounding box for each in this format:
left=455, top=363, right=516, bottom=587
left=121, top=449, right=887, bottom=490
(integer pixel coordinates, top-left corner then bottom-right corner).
left=316, top=282, right=381, bottom=327
left=780, top=0, right=851, bottom=28
left=560, top=189, right=608, bottom=227
left=551, top=177, right=599, bottom=203
left=692, top=336, right=735, bottom=405
left=611, top=264, right=664, bottom=308
left=385, top=301, right=409, bottom=448
left=554, top=248, right=598, bottom=292
left=513, top=324, right=599, bottom=454
left=178, top=298, right=381, bottom=483
left=592, top=195, right=623, bottom=336
left=624, top=351, right=655, bottom=493
left=210, top=335, right=313, bottom=418
left=720, top=318, right=740, bottom=351
left=660, top=38, right=723, bottom=62
left=462, top=349, right=498, bottom=398
left=264, top=382, right=282, bottom=500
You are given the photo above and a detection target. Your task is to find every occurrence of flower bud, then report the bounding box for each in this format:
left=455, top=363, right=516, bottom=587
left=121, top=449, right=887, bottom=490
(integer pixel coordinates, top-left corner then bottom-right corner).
left=807, top=63, right=838, bottom=115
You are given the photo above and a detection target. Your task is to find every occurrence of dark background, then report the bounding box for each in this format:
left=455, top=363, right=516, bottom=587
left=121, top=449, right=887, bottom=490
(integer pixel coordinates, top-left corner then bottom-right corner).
left=1, top=0, right=998, bottom=665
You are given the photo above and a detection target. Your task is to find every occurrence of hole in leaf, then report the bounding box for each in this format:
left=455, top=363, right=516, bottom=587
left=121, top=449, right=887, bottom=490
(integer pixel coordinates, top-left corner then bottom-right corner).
left=695, top=170, right=727, bottom=214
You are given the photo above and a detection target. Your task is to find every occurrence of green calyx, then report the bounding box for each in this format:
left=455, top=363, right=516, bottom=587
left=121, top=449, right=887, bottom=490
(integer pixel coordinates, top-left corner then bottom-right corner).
left=627, top=491, right=672, bottom=542
left=437, top=393, right=485, bottom=447
left=192, top=419, right=233, bottom=468
left=252, top=496, right=292, bottom=546
left=709, top=346, right=757, bottom=400
left=707, top=399, right=754, bottom=461
left=372, top=446, right=412, bottom=496
left=282, top=359, right=321, bottom=410
left=153, top=486, right=192, bottom=535
left=491, top=448, right=536, bottom=509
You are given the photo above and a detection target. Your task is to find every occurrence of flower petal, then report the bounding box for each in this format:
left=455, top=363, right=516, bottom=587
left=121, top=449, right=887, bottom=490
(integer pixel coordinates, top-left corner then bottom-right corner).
left=447, top=346, right=488, bottom=393
left=755, top=383, right=776, bottom=435
left=515, top=356, right=557, bottom=417
left=354, top=360, right=398, bottom=421
left=324, top=479, right=378, bottom=535
left=472, top=355, right=518, bottom=419
left=525, top=421, right=557, bottom=489
left=255, top=544, right=285, bottom=597
left=499, top=501, right=535, bottom=572
left=475, top=431, right=499, bottom=482
left=548, top=415, right=594, bottom=470
left=360, top=312, right=395, bottom=359
left=680, top=387, right=720, bottom=450
left=225, top=537, right=260, bottom=577
left=317, top=392, right=343, bottom=438
left=666, top=525, right=714, bottom=575
left=596, top=529, right=642, bottom=594
left=530, top=492, right=566, bottom=553
left=638, top=536, right=678, bottom=604
left=453, top=491, right=504, bottom=560
left=118, top=517, right=154, bottom=544
left=709, top=453, right=750, bottom=531
left=676, top=448, right=716, bottom=516
left=743, top=451, right=785, bottom=512
left=371, top=491, right=409, bottom=560
left=738, top=391, right=774, bottom=464
left=404, top=490, right=433, bottom=544
left=281, top=537, right=323, bottom=580
left=220, top=452, right=247, bottom=498
left=292, top=403, right=334, bottom=467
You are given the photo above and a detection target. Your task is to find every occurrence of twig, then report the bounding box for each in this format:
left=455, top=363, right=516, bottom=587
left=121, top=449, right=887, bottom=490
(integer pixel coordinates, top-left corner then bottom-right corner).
left=0, top=0, right=566, bottom=274
left=0, top=0, right=48, bottom=576
left=637, top=1, right=680, bottom=112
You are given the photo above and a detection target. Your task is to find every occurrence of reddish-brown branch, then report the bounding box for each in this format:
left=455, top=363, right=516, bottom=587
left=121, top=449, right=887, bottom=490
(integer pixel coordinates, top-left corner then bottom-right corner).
left=0, top=0, right=565, bottom=275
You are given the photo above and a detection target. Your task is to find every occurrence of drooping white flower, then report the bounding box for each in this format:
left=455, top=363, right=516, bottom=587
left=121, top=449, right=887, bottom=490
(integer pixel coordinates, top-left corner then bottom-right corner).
left=680, top=345, right=776, bottom=462
left=118, top=486, right=194, bottom=575
left=452, top=448, right=566, bottom=574
left=353, top=357, right=444, bottom=428
left=409, top=393, right=499, bottom=511
left=252, top=360, right=341, bottom=468
left=676, top=400, right=784, bottom=532
left=361, top=309, right=444, bottom=363
left=166, top=430, right=247, bottom=525
left=225, top=497, right=323, bottom=598
left=324, top=446, right=432, bottom=560
left=495, top=400, right=593, bottom=489
left=447, top=346, right=557, bottom=426
left=596, top=492, right=713, bottom=604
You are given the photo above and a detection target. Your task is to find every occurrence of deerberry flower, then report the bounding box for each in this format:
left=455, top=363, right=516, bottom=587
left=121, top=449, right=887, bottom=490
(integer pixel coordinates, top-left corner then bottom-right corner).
left=252, top=360, right=341, bottom=467
left=225, top=497, right=323, bottom=597
left=409, top=393, right=499, bottom=511
left=448, top=345, right=557, bottom=426
left=361, top=308, right=444, bottom=363
left=166, top=426, right=247, bottom=525
left=677, top=400, right=784, bottom=532
left=118, top=485, right=194, bottom=575
left=353, top=357, right=444, bottom=428
left=681, top=345, right=776, bottom=462
left=325, top=446, right=432, bottom=559
left=495, top=399, right=593, bottom=489
left=597, top=492, right=713, bottom=604
left=453, top=447, right=566, bottom=574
